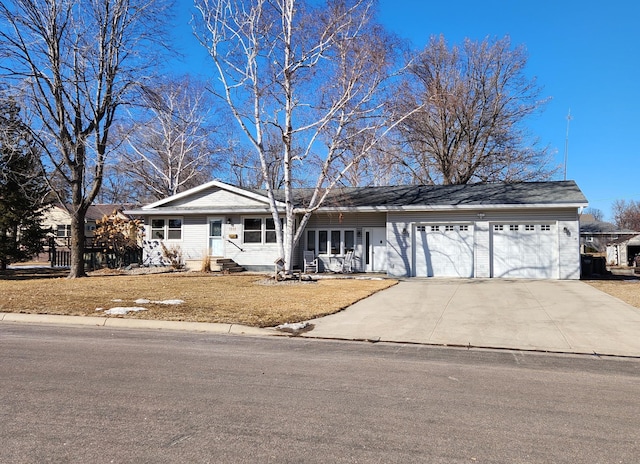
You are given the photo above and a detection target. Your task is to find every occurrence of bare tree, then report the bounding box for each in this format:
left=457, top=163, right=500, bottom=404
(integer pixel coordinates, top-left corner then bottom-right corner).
left=583, top=207, right=604, bottom=222
left=0, top=0, right=171, bottom=277
left=194, top=0, right=414, bottom=272
left=612, top=200, right=640, bottom=231
left=391, top=35, right=555, bottom=185
left=118, top=76, right=227, bottom=200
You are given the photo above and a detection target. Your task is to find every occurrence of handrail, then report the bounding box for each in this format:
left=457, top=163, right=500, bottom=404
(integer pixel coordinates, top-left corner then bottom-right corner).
left=226, top=239, right=245, bottom=252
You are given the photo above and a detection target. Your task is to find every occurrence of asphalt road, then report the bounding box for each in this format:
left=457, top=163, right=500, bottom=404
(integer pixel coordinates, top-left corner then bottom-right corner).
left=1, top=324, right=639, bottom=463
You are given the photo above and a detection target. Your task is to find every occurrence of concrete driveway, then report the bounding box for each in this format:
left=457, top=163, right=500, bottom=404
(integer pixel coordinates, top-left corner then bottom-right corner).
left=303, top=279, right=640, bottom=357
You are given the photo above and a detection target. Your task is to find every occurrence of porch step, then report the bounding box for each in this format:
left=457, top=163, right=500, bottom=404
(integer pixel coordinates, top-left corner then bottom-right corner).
left=212, top=258, right=245, bottom=273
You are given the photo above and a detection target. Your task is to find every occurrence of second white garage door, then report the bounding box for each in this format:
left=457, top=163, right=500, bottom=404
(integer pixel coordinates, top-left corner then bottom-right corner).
left=491, top=223, right=557, bottom=278
left=415, top=224, right=474, bottom=277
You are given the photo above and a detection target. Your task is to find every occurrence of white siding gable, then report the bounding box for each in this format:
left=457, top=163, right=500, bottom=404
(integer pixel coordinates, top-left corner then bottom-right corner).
left=166, top=186, right=269, bottom=208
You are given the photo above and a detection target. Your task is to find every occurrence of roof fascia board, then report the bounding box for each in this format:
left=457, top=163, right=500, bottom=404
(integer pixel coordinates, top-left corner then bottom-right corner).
left=127, top=207, right=273, bottom=216
left=300, top=202, right=588, bottom=213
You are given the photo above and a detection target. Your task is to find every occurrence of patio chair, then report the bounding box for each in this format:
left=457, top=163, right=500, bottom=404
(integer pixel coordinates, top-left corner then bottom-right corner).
left=339, top=250, right=354, bottom=273
left=303, top=250, right=318, bottom=274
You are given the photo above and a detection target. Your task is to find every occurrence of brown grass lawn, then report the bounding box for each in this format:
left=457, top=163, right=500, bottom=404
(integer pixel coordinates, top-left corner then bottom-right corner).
left=585, top=278, right=640, bottom=309
left=0, top=269, right=396, bottom=327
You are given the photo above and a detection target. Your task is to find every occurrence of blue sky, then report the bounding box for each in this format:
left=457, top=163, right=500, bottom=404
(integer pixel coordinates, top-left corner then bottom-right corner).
left=171, top=0, right=639, bottom=221
left=375, top=0, right=640, bottom=221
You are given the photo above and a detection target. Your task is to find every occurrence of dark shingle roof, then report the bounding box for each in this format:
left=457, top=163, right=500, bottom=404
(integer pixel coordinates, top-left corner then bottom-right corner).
left=252, top=181, right=587, bottom=209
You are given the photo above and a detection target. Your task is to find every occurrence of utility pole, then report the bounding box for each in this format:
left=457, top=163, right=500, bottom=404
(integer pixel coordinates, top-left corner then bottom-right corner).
left=564, top=109, right=572, bottom=180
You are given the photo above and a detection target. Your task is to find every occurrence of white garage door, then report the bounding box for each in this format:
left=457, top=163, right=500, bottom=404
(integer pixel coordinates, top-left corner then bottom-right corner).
left=491, top=223, right=557, bottom=278
left=415, top=224, right=474, bottom=277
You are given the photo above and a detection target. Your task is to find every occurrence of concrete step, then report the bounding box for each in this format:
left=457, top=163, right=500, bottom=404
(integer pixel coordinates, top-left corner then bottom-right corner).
left=211, top=258, right=245, bottom=273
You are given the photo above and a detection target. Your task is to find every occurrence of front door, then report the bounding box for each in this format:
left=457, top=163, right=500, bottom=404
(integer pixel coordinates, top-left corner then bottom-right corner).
left=364, top=227, right=387, bottom=272
left=208, top=218, right=224, bottom=256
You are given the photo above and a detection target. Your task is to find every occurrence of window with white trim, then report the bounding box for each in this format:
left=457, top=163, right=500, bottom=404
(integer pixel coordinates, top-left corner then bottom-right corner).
left=459, top=225, right=469, bottom=231
left=445, top=225, right=454, bottom=231
left=56, top=224, right=71, bottom=238
left=243, top=217, right=282, bottom=244
left=494, top=224, right=504, bottom=231
left=243, top=218, right=262, bottom=243
left=540, top=224, right=551, bottom=231
left=344, top=230, right=355, bottom=252
left=265, top=218, right=278, bottom=243
left=330, top=230, right=341, bottom=254
left=306, top=229, right=356, bottom=255
left=525, top=224, right=535, bottom=231
left=416, top=225, right=426, bottom=232
left=431, top=225, right=440, bottom=232
left=307, top=230, right=316, bottom=252
left=151, top=218, right=182, bottom=240
left=509, top=224, right=519, bottom=231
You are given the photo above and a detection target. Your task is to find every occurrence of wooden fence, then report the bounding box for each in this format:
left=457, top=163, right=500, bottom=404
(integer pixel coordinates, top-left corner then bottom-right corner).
left=49, top=247, right=142, bottom=270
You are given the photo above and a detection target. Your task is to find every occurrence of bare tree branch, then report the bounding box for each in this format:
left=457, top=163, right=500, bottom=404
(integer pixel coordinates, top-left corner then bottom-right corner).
left=117, top=76, right=228, bottom=200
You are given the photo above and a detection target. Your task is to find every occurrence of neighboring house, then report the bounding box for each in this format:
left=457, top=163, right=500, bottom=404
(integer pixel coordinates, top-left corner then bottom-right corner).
left=579, top=214, right=637, bottom=253
left=126, top=180, right=588, bottom=280
left=42, top=204, right=137, bottom=248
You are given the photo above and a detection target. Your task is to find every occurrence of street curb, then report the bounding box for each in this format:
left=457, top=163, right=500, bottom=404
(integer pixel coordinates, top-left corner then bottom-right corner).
left=3, top=312, right=639, bottom=359
left=0, top=312, right=274, bottom=336
left=1, top=312, right=107, bottom=326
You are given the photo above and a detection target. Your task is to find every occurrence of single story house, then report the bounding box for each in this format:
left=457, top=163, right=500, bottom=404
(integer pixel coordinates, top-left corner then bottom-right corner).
left=125, top=180, right=588, bottom=279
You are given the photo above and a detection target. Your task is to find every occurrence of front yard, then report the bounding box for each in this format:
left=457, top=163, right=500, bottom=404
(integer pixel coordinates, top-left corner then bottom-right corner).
left=0, top=269, right=396, bottom=327
left=2, top=267, right=639, bottom=329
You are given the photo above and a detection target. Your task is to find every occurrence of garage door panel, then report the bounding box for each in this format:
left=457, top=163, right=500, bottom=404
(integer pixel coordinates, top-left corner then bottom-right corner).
left=415, top=225, right=474, bottom=277
left=492, top=224, right=557, bottom=279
